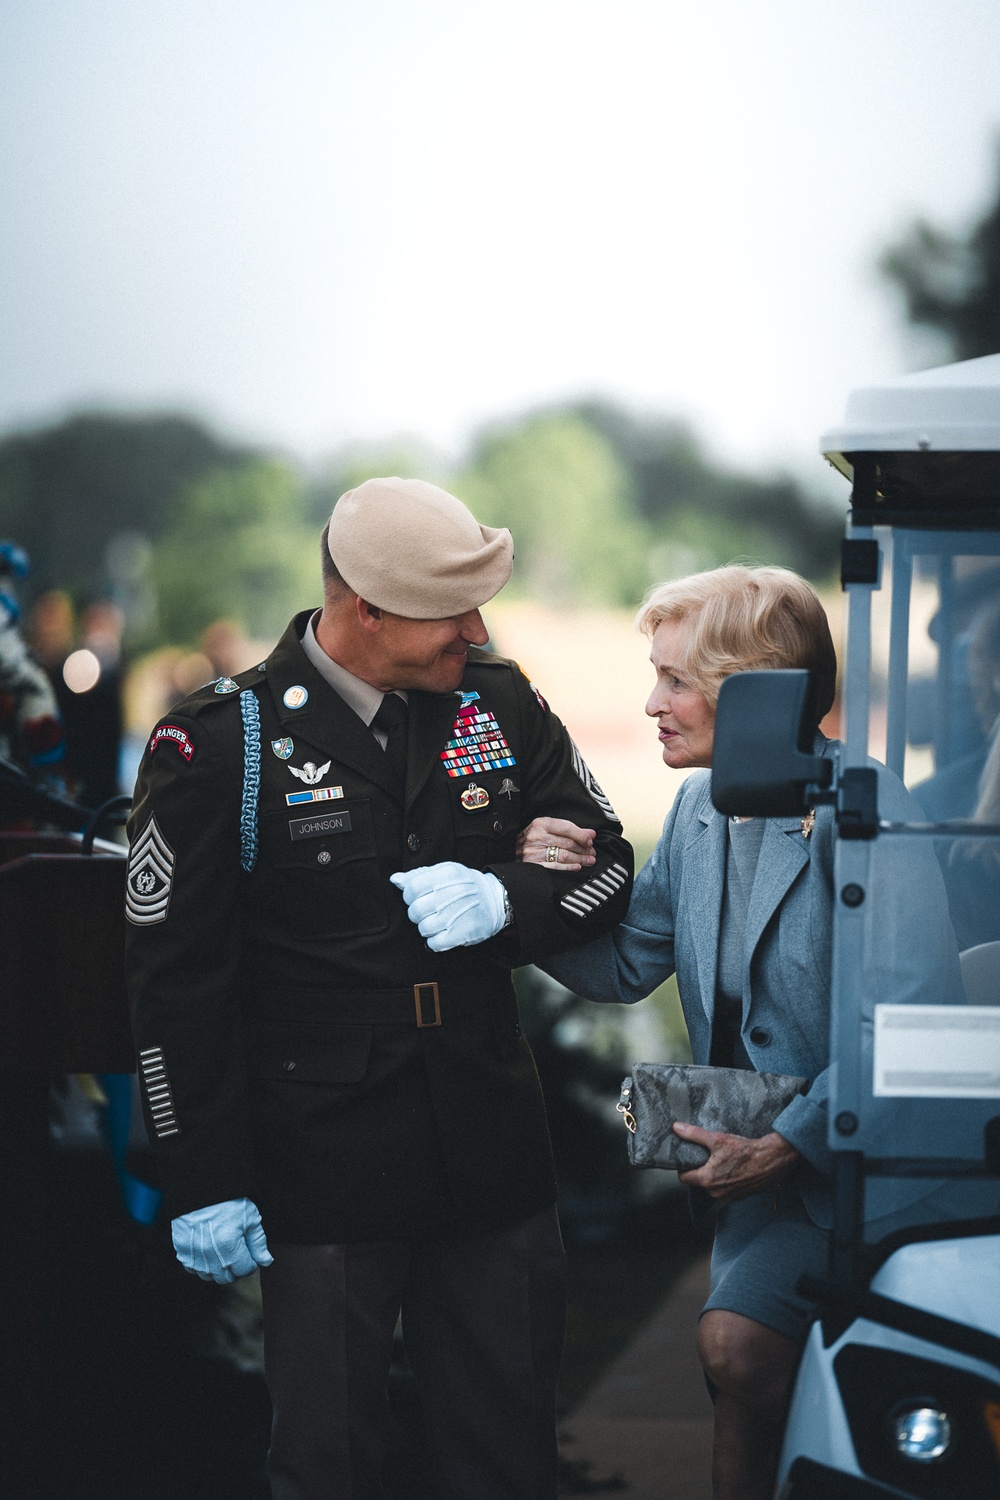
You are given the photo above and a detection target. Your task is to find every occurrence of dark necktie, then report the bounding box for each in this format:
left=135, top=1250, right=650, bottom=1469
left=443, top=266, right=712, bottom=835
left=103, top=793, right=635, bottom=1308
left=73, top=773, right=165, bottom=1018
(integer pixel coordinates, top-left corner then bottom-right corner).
left=372, top=692, right=409, bottom=785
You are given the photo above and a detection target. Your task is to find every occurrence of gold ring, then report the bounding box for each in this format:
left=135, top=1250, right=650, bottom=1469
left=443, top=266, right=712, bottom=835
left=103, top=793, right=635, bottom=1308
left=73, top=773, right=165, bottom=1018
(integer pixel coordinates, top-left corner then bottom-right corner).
left=545, top=844, right=558, bottom=863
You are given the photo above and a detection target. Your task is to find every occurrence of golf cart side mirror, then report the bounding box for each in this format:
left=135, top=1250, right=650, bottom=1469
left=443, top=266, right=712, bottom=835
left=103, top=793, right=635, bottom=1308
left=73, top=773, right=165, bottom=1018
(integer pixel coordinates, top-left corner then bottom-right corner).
left=711, top=670, right=833, bottom=818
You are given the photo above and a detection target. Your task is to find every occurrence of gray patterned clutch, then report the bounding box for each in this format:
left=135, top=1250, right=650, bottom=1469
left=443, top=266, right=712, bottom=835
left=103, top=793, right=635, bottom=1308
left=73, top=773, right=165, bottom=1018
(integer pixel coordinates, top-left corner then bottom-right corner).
left=617, top=1063, right=808, bottom=1171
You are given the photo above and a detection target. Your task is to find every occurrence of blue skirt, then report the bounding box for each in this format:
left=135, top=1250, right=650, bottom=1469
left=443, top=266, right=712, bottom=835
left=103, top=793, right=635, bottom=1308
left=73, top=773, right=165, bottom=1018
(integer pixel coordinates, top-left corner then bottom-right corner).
left=702, top=1186, right=828, bottom=1342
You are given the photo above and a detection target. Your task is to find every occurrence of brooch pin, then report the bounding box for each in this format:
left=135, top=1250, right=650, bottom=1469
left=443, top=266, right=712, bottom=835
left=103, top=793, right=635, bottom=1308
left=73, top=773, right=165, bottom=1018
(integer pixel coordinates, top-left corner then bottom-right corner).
left=801, top=808, right=816, bottom=839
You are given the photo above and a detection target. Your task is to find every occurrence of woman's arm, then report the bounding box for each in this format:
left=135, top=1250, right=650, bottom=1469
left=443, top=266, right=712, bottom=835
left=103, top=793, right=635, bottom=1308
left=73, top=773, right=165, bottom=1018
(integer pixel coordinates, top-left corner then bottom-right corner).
left=523, top=796, right=687, bottom=1003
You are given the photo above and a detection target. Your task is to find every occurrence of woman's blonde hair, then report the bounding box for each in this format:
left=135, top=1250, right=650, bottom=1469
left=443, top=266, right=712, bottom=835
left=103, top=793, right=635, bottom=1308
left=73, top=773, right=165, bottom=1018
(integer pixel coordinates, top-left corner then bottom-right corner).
left=636, top=564, right=837, bottom=726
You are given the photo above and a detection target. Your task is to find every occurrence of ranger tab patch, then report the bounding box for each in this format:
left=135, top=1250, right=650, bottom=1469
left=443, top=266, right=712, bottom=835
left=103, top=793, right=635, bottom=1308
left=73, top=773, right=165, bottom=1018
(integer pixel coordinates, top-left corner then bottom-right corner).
left=126, top=816, right=175, bottom=925
left=150, top=724, right=195, bottom=761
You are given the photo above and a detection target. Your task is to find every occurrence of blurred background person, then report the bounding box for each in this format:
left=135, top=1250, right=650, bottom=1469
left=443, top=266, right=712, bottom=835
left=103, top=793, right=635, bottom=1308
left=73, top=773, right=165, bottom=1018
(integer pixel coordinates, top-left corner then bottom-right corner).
left=0, top=544, right=66, bottom=800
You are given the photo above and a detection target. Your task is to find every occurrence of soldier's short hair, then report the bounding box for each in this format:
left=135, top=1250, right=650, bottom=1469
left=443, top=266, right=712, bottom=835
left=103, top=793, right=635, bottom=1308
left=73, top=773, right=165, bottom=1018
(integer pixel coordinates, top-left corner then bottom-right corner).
left=637, top=564, right=837, bottom=727
left=320, top=523, right=350, bottom=597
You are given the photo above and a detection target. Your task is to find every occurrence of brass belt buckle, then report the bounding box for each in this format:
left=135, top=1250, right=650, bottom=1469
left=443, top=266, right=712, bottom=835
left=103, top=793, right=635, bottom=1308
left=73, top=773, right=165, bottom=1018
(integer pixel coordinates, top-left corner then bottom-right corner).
left=414, top=981, right=442, bottom=1028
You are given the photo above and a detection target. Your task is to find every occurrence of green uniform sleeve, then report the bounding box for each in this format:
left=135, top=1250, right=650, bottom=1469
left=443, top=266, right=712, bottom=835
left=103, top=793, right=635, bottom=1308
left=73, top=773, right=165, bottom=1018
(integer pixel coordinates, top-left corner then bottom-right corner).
left=486, top=665, right=634, bottom=965
left=125, top=706, right=257, bottom=1220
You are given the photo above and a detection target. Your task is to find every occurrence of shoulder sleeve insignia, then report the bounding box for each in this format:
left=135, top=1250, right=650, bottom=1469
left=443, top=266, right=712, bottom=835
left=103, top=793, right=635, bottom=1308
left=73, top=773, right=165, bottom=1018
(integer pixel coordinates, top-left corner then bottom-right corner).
left=570, top=739, right=618, bottom=821
left=150, top=723, right=195, bottom=761
left=126, top=815, right=175, bottom=925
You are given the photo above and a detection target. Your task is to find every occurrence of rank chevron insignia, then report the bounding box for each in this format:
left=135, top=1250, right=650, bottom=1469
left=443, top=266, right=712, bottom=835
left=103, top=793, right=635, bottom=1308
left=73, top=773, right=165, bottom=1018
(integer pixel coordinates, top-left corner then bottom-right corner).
left=125, top=816, right=175, bottom=925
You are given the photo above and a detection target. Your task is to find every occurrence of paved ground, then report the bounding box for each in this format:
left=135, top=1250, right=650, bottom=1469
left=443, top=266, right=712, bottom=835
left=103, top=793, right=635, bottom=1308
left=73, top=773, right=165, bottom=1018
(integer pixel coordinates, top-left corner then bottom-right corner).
left=559, top=1255, right=714, bottom=1498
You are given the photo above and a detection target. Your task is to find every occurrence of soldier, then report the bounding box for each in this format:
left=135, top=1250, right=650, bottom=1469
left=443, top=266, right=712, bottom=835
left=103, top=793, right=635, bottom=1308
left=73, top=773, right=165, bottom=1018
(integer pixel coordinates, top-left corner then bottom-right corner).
left=126, top=478, right=633, bottom=1500
left=0, top=542, right=65, bottom=800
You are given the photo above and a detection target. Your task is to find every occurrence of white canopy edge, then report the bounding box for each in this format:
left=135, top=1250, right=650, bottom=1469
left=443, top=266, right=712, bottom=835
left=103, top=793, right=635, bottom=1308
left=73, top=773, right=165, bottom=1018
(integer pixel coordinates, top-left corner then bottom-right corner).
left=821, top=353, right=1000, bottom=476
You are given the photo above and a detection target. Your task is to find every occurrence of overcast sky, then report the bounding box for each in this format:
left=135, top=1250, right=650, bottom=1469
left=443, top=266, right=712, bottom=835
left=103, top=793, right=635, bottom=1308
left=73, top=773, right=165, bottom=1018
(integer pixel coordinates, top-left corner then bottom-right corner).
left=2, top=0, right=999, bottom=496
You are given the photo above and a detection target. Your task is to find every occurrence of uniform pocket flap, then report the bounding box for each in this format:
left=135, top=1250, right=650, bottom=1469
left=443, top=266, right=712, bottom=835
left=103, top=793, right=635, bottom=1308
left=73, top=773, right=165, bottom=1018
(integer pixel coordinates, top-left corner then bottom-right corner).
left=248, top=1021, right=373, bottom=1083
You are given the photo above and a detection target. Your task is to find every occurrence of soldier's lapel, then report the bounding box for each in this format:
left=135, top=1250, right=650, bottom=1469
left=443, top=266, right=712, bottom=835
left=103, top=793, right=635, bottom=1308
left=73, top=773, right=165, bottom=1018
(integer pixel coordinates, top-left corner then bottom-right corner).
left=266, top=652, right=401, bottom=801
left=406, top=691, right=464, bottom=809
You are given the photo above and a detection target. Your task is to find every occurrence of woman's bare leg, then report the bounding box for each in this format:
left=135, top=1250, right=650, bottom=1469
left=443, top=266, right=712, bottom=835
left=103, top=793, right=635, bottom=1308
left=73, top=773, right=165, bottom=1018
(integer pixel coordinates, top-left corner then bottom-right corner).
left=698, top=1309, right=801, bottom=1500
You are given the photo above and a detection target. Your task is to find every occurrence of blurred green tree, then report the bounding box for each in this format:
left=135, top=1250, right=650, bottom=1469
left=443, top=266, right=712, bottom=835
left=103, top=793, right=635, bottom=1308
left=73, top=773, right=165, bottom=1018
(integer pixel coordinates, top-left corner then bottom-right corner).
left=458, top=412, right=650, bottom=605
left=881, top=141, right=1000, bottom=360
left=152, top=460, right=319, bottom=647
left=305, top=441, right=450, bottom=529
left=573, top=401, right=842, bottom=583
left=0, top=413, right=256, bottom=607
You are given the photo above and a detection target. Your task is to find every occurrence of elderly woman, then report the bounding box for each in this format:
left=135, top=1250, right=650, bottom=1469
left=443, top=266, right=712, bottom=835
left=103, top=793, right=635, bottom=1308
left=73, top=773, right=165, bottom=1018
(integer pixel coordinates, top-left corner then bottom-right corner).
left=518, top=565, right=963, bottom=1500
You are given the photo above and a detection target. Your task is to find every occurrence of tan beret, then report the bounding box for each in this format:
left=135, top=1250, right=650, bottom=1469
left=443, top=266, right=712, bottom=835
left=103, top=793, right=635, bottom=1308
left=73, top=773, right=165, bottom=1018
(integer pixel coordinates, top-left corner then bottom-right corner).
left=327, top=477, right=513, bottom=618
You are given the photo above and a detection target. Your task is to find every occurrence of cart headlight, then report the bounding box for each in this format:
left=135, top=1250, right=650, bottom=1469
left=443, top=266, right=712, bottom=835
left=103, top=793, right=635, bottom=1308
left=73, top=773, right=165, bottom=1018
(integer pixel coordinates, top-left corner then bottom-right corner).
left=892, top=1404, right=952, bottom=1463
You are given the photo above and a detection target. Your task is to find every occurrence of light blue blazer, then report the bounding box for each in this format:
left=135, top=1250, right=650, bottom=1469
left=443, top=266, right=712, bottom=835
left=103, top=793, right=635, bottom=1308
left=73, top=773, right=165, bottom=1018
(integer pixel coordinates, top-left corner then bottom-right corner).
left=541, top=741, right=965, bottom=1227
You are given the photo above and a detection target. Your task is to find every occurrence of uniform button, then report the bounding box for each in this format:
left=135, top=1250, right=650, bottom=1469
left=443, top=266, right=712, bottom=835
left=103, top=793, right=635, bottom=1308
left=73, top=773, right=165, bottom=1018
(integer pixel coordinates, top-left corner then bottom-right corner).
left=493, top=819, right=503, bottom=834
left=749, top=1027, right=771, bottom=1046
left=407, top=833, right=421, bottom=853
left=317, top=850, right=331, bottom=865
left=283, top=1060, right=297, bottom=1072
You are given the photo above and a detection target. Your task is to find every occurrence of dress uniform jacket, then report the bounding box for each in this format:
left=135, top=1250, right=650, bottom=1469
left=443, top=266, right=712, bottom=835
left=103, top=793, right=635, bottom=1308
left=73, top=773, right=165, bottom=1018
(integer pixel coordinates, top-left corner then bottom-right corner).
left=126, top=612, right=634, bottom=1244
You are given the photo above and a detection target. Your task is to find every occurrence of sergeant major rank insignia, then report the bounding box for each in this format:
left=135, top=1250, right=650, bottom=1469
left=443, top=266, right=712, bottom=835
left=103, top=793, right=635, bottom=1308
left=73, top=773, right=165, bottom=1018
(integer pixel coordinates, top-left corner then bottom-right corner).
left=126, top=816, right=175, bottom=926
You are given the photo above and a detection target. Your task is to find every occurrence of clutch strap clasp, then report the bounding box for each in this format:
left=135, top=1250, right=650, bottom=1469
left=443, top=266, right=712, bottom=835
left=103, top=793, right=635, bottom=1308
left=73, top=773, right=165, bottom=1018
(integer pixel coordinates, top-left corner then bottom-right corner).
left=616, top=1075, right=637, bottom=1134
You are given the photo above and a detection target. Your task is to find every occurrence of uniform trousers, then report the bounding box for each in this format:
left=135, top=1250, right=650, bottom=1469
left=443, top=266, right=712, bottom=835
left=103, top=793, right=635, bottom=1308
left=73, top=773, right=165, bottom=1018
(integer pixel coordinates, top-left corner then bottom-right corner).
left=259, top=1206, right=566, bottom=1500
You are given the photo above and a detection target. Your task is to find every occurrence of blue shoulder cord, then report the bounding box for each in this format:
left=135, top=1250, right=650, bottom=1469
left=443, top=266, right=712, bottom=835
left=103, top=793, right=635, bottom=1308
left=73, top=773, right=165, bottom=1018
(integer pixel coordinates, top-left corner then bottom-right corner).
left=240, top=688, right=261, bottom=873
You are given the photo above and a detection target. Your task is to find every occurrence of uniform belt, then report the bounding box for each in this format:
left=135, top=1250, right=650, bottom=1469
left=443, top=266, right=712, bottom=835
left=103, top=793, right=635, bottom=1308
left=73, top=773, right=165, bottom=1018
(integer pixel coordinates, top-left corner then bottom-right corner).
left=249, top=981, right=508, bottom=1029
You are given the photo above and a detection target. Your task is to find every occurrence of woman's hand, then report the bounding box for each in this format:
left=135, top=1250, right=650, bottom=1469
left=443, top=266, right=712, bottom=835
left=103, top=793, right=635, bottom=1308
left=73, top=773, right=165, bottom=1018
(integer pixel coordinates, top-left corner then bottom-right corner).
left=516, top=816, right=597, bottom=872
left=673, top=1124, right=801, bottom=1203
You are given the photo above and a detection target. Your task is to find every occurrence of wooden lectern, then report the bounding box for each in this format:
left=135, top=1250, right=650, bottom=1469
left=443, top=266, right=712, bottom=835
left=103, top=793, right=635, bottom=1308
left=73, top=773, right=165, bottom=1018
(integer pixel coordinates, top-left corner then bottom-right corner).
left=0, top=831, right=132, bottom=1498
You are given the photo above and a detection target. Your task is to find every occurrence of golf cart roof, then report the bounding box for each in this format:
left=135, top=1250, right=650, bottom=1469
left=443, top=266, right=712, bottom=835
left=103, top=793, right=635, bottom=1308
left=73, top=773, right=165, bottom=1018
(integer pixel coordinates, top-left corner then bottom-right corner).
left=822, top=353, right=1000, bottom=475
left=821, top=354, right=1000, bottom=530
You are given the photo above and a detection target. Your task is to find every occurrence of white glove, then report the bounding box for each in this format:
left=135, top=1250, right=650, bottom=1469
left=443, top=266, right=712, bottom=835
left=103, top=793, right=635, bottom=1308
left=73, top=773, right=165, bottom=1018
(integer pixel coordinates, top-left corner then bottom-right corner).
left=171, top=1197, right=273, bottom=1284
left=390, top=862, right=508, bottom=951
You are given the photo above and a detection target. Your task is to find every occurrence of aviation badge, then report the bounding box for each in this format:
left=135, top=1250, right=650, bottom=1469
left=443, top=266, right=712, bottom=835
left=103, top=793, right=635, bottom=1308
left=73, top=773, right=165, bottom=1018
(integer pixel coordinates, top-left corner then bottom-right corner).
left=271, top=738, right=294, bottom=759
left=288, top=759, right=332, bottom=786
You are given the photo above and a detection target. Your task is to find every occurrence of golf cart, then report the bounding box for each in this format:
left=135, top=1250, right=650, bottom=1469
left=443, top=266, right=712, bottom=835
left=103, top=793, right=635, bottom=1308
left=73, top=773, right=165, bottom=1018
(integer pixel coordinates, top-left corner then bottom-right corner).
left=711, top=353, right=1000, bottom=1498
